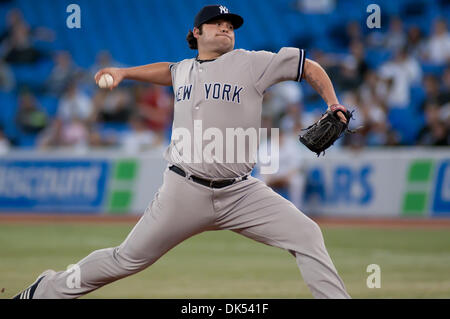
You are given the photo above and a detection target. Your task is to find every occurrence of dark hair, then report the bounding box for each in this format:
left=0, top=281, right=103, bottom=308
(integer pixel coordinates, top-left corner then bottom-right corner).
left=186, top=25, right=203, bottom=50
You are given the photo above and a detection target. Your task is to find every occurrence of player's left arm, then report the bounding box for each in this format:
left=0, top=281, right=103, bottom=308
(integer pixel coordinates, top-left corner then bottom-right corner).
left=302, top=58, right=347, bottom=123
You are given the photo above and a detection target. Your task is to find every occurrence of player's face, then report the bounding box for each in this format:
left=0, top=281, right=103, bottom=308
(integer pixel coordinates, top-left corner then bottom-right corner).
left=196, top=19, right=235, bottom=54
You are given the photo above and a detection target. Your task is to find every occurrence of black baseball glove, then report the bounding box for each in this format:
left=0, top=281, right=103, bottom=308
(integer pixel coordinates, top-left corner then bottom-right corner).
left=299, top=104, right=354, bottom=156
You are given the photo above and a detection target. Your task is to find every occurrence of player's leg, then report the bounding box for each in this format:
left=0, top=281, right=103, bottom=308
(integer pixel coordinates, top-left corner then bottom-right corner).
left=214, top=176, right=350, bottom=299
left=31, top=168, right=215, bottom=298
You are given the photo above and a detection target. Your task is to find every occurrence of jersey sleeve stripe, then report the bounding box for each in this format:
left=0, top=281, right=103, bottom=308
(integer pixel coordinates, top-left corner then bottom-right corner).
left=296, top=49, right=306, bottom=82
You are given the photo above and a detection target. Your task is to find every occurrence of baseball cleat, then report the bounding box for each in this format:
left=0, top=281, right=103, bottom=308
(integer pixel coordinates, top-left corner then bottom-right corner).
left=13, top=269, right=55, bottom=299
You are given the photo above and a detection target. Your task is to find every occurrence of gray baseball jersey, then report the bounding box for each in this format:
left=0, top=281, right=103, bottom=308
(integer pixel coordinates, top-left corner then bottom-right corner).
left=27, top=48, right=350, bottom=299
left=165, top=48, right=305, bottom=179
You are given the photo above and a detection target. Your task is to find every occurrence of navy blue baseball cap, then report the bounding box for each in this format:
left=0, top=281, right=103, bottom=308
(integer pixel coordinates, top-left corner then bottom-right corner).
left=194, top=5, right=244, bottom=29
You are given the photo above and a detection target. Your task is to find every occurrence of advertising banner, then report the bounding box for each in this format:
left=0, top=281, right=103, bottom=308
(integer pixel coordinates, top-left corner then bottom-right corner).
left=0, top=148, right=448, bottom=217
left=0, top=148, right=167, bottom=215
left=0, top=159, right=109, bottom=212
left=299, top=149, right=450, bottom=217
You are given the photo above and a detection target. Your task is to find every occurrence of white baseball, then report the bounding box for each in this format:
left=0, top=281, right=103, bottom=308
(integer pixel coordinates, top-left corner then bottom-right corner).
left=98, top=73, right=114, bottom=89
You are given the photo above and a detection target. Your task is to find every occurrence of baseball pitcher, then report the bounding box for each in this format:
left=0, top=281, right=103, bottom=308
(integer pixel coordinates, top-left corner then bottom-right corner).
left=14, top=5, right=351, bottom=299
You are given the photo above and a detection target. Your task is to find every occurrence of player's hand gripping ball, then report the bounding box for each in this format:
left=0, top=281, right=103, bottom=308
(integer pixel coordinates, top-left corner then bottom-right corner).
left=98, top=73, right=114, bottom=89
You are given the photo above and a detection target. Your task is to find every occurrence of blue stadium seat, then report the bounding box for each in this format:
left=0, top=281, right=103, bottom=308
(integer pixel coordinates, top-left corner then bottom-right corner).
left=388, top=107, right=425, bottom=145
left=10, top=59, right=53, bottom=90
left=365, top=49, right=393, bottom=69
left=304, top=99, right=325, bottom=113
left=0, top=91, right=18, bottom=139
left=421, top=63, right=447, bottom=76
left=37, top=95, right=59, bottom=118
left=0, top=0, right=439, bottom=67
left=409, top=85, right=426, bottom=112
left=17, top=132, right=38, bottom=148
left=0, top=0, right=445, bottom=147
left=97, top=122, right=131, bottom=139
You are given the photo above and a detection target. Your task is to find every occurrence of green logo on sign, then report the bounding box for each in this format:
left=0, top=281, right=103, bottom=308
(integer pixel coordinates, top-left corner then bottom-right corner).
left=402, top=159, right=433, bottom=216
left=107, top=160, right=138, bottom=214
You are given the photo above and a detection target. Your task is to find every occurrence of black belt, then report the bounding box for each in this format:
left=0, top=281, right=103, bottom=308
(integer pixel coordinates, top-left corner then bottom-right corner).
left=169, top=165, right=247, bottom=189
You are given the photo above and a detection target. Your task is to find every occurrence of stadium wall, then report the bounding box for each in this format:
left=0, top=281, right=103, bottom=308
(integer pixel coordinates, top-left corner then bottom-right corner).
left=0, top=147, right=448, bottom=218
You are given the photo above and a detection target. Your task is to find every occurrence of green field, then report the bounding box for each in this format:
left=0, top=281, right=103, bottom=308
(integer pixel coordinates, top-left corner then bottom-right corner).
left=1, top=223, right=449, bottom=299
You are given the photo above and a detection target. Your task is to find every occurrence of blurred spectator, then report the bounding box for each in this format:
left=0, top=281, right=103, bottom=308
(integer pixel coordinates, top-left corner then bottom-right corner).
left=385, top=130, right=401, bottom=146
left=44, top=51, right=81, bottom=96
left=38, top=118, right=93, bottom=149
left=92, top=88, right=133, bottom=124
left=366, top=120, right=390, bottom=146
left=422, top=74, right=441, bottom=108
left=423, top=19, right=450, bottom=65
left=259, top=128, right=306, bottom=208
left=3, top=23, right=44, bottom=64
left=363, top=105, right=390, bottom=146
left=280, top=103, right=302, bottom=134
left=0, top=8, right=54, bottom=45
left=406, top=26, right=426, bottom=59
left=0, top=8, right=54, bottom=63
left=441, top=102, right=450, bottom=130
left=0, top=126, right=10, bottom=155
left=263, top=81, right=303, bottom=126
left=417, top=120, right=448, bottom=146
left=277, top=86, right=319, bottom=135
left=340, top=92, right=367, bottom=148
left=0, top=8, right=24, bottom=44
left=57, top=81, right=94, bottom=124
left=0, top=58, right=15, bottom=91
left=37, top=118, right=64, bottom=148
left=0, top=2, right=448, bottom=151
left=438, top=67, right=450, bottom=106
left=120, top=114, right=160, bottom=153
left=378, top=47, right=422, bottom=107
left=417, top=102, right=449, bottom=145
left=384, top=17, right=407, bottom=53
left=359, top=70, right=388, bottom=109
left=88, top=126, right=116, bottom=148
left=136, top=84, right=172, bottom=134
left=329, top=21, right=363, bottom=50
left=60, top=118, right=90, bottom=147
left=296, top=0, right=335, bottom=14
left=358, top=71, right=389, bottom=146
left=346, top=21, right=364, bottom=43
left=310, top=43, right=366, bottom=94
left=15, top=90, right=48, bottom=134
left=88, top=51, right=124, bottom=80
left=338, top=41, right=368, bottom=91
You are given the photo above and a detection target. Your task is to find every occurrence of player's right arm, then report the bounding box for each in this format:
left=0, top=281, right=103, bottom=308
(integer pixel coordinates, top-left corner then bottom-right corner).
left=94, top=62, right=172, bottom=89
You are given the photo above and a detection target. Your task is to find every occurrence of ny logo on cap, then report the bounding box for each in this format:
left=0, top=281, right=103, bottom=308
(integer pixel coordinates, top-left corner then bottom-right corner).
left=219, top=5, right=229, bottom=14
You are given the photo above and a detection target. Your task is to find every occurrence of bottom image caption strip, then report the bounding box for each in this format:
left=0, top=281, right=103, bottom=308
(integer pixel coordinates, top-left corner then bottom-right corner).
left=181, top=303, right=269, bottom=316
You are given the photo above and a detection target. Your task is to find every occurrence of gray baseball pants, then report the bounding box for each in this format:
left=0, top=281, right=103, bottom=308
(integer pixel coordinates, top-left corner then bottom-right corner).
left=34, top=166, right=350, bottom=299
